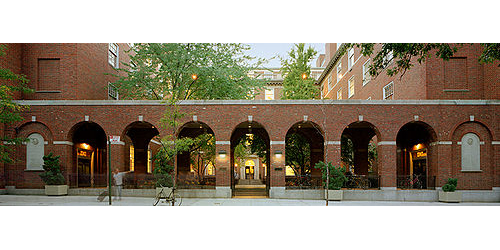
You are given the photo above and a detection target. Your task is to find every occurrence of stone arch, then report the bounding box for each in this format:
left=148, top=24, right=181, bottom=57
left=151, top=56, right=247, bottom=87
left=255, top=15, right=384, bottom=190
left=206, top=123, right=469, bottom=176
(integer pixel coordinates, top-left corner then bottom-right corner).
left=451, top=121, right=493, bottom=190
left=67, top=121, right=107, bottom=187
left=284, top=121, right=324, bottom=188
left=396, top=121, right=438, bottom=189
left=16, top=122, right=54, bottom=172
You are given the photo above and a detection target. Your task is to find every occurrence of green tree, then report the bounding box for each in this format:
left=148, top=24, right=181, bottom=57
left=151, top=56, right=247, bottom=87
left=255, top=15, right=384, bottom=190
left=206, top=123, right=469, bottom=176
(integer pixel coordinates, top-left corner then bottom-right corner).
left=0, top=44, right=33, bottom=163
left=188, top=133, right=216, bottom=183
left=113, top=43, right=266, bottom=100
left=39, top=153, right=66, bottom=185
left=351, top=43, right=500, bottom=79
left=280, top=43, right=319, bottom=99
left=285, top=133, right=310, bottom=176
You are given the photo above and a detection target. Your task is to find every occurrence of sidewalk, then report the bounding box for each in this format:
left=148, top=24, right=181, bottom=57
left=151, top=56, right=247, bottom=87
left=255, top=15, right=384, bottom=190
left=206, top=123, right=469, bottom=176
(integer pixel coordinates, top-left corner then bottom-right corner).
left=0, top=194, right=498, bottom=206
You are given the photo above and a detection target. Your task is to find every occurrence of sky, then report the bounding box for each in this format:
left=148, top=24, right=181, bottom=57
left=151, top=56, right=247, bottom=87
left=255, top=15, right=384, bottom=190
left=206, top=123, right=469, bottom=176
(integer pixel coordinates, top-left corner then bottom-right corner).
left=245, top=43, right=325, bottom=68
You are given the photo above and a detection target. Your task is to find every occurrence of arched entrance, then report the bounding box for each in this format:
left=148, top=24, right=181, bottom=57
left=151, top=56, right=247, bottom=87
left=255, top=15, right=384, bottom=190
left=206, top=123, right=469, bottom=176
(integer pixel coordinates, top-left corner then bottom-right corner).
left=396, top=121, right=437, bottom=189
left=68, top=122, right=107, bottom=187
left=341, top=121, right=380, bottom=189
left=177, top=121, right=215, bottom=188
left=284, top=121, right=324, bottom=189
left=230, top=121, right=270, bottom=197
left=122, top=121, right=159, bottom=188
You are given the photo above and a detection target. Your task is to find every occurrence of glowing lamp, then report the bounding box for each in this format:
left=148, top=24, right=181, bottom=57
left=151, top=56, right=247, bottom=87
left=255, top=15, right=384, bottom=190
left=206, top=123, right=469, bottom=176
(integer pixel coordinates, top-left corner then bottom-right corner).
left=275, top=150, right=283, bottom=159
left=218, top=150, right=227, bottom=159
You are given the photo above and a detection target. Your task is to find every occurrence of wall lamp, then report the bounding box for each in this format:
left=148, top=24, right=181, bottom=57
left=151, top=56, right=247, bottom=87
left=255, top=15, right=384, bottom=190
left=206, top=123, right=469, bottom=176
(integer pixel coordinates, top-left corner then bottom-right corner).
left=274, top=150, right=283, bottom=159
left=218, top=150, right=227, bottom=159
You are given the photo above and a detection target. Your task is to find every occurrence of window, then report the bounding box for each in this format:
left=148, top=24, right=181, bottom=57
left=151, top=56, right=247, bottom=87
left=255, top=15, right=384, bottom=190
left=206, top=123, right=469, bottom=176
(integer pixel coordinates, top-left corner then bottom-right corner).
left=367, top=97, right=371, bottom=100
left=26, top=133, right=44, bottom=170
left=336, top=62, right=342, bottom=83
left=363, top=59, right=371, bottom=86
left=383, top=50, right=393, bottom=68
left=348, top=76, right=355, bottom=98
left=108, top=82, right=119, bottom=100
left=265, top=89, right=274, bottom=100
left=129, top=145, right=134, bottom=172
left=38, top=59, right=61, bottom=91
left=337, top=43, right=342, bottom=49
left=108, top=43, right=119, bottom=68
left=383, top=81, right=394, bottom=100
left=263, top=71, right=273, bottom=79
left=461, top=133, right=480, bottom=171
left=337, top=88, right=342, bottom=100
left=348, top=48, right=354, bottom=69
left=327, top=74, right=332, bottom=91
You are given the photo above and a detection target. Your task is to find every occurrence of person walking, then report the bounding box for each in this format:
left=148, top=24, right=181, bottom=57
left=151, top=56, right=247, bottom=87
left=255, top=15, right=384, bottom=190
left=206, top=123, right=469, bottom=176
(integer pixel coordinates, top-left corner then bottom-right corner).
left=113, top=168, right=130, bottom=200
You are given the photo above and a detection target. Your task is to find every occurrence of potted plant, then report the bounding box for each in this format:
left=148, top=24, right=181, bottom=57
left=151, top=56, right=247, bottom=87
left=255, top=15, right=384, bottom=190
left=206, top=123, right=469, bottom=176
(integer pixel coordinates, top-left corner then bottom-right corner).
left=315, top=161, right=347, bottom=201
left=153, top=152, right=174, bottom=197
left=39, top=153, right=67, bottom=196
left=439, top=178, right=461, bottom=203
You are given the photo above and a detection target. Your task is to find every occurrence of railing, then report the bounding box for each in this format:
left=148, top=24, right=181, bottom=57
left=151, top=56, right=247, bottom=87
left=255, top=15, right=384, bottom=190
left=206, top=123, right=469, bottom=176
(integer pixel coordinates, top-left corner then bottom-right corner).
left=177, top=175, right=216, bottom=189
left=344, top=175, right=380, bottom=189
left=397, top=175, right=435, bottom=190
left=285, top=175, right=322, bottom=189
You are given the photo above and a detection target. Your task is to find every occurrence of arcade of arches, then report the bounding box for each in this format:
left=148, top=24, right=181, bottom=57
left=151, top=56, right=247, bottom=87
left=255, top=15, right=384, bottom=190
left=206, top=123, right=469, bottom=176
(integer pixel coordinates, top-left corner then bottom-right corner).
left=4, top=100, right=499, bottom=197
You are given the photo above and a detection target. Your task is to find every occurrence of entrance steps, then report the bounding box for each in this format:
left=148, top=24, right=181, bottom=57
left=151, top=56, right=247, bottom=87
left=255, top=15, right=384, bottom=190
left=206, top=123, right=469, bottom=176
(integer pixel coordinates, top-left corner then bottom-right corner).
left=237, top=179, right=263, bottom=185
left=233, top=183, right=267, bottom=198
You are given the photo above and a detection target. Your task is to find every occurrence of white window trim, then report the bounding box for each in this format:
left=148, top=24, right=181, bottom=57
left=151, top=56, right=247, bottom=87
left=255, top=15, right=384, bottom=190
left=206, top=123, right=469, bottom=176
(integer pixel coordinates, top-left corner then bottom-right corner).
left=108, top=43, right=119, bottom=69
left=362, top=59, right=371, bottom=86
left=348, top=48, right=354, bottom=70
left=264, top=88, right=275, bottom=100
left=337, top=88, right=342, bottom=100
left=383, top=81, right=394, bottom=100
left=108, top=82, right=119, bottom=100
left=348, top=76, right=355, bottom=98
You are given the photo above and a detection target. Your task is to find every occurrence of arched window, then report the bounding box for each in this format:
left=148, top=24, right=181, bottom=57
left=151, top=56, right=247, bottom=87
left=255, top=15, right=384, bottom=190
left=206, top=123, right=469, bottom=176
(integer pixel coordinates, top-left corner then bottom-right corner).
left=461, top=133, right=480, bottom=171
left=26, top=133, right=45, bottom=170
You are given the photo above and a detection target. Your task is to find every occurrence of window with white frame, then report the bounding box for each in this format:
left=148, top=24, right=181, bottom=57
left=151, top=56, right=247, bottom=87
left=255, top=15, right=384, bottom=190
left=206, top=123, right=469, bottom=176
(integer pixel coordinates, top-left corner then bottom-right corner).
left=26, top=133, right=45, bottom=170
left=348, top=48, right=354, bottom=69
left=363, top=59, right=371, bottom=85
left=383, top=81, right=394, bottom=100
left=327, top=74, right=332, bottom=90
left=265, top=89, right=274, bottom=100
left=367, top=97, right=371, bottom=100
left=108, top=43, right=119, bottom=68
left=108, top=82, right=119, bottom=100
left=348, top=76, right=355, bottom=98
left=336, top=62, right=342, bottom=83
left=383, top=50, right=394, bottom=68
left=337, top=88, right=342, bottom=100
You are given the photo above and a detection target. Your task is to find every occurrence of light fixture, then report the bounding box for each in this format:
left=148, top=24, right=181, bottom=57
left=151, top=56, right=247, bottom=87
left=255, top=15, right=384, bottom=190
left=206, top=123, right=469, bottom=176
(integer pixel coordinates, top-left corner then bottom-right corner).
left=302, top=73, right=307, bottom=79
left=81, top=143, right=91, bottom=150
left=191, top=74, right=198, bottom=80
left=275, top=150, right=283, bottom=159
left=219, top=150, right=227, bottom=159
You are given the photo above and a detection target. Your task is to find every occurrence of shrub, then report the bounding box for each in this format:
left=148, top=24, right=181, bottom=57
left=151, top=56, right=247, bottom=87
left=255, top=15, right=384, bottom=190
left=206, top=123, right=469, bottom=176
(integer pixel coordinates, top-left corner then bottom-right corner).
left=153, top=152, right=174, bottom=188
left=39, top=153, right=66, bottom=185
left=442, top=178, right=458, bottom=192
left=314, top=161, right=347, bottom=190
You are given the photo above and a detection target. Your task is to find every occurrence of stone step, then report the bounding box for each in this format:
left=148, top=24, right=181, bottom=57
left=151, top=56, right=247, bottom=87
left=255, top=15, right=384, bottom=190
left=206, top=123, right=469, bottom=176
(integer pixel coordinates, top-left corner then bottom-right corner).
left=233, top=187, right=267, bottom=197
left=237, top=179, right=264, bottom=185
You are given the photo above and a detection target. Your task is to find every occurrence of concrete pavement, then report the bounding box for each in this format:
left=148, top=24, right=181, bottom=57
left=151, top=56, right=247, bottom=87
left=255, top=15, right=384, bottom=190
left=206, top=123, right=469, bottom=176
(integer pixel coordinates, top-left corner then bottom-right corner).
left=0, top=194, right=498, bottom=206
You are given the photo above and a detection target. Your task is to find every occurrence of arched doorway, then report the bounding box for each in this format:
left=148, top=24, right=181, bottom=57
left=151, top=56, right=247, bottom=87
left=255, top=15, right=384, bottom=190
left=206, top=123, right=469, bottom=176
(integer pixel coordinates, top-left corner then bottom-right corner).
left=341, top=121, right=380, bottom=189
left=122, top=121, right=159, bottom=188
left=396, top=121, right=437, bottom=189
left=176, top=121, right=215, bottom=188
left=284, top=121, right=324, bottom=189
left=230, top=121, right=270, bottom=197
left=68, top=122, right=107, bottom=187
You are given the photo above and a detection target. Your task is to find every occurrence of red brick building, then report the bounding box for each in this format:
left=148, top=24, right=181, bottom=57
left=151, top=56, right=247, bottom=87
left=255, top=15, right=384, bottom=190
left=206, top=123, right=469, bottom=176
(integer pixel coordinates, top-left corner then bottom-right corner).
left=1, top=43, right=499, bottom=202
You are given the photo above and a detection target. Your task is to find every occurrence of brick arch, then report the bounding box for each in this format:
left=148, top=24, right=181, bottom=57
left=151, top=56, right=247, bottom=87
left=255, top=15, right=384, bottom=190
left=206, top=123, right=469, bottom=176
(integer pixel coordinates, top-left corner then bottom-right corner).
left=17, top=121, right=54, bottom=142
left=450, top=121, right=493, bottom=190
left=66, top=121, right=108, bottom=144
left=177, top=121, right=215, bottom=139
left=340, top=121, right=380, bottom=176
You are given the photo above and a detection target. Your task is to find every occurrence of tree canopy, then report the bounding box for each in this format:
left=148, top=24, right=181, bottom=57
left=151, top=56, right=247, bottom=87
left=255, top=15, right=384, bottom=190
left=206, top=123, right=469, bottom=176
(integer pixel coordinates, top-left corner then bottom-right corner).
left=280, top=43, right=319, bottom=99
left=113, top=43, right=266, bottom=100
left=0, top=44, right=33, bottom=163
left=351, top=43, right=500, bottom=79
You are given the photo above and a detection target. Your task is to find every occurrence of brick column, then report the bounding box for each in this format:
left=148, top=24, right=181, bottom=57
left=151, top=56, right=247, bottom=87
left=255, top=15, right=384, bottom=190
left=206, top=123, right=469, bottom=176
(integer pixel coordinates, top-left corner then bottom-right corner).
left=493, top=143, right=500, bottom=189
left=378, top=143, right=397, bottom=189
left=215, top=142, right=231, bottom=197
left=324, top=142, right=341, bottom=167
left=269, top=143, right=285, bottom=198
left=435, top=143, right=452, bottom=188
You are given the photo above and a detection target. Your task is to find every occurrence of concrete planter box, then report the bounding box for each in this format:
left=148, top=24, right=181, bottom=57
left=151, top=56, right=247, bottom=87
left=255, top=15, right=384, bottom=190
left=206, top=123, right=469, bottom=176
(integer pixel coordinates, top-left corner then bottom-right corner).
left=326, top=190, right=343, bottom=201
left=439, top=191, right=462, bottom=203
left=45, top=185, right=68, bottom=196
left=156, top=187, right=172, bottom=197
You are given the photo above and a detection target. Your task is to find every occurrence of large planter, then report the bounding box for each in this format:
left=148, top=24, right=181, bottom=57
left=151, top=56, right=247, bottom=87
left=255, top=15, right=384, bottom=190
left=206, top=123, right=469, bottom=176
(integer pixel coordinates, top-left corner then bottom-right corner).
left=156, top=187, right=172, bottom=198
left=326, top=189, right=343, bottom=201
left=45, top=185, right=68, bottom=196
left=439, top=191, right=462, bottom=203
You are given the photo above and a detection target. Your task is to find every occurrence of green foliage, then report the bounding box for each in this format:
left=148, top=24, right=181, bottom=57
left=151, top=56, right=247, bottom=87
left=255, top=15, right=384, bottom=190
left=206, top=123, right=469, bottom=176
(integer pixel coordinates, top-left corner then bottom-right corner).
left=351, top=43, right=499, bottom=79
left=442, top=178, right=458, bottom=192
left=0, top=44, right=34, bottom=164
left=234, top=134, right=267, bottom=165
left=285, top=133, right=310, bottom=176
left=314, top=161, right=347, bottom=190
left=153, top=149, right=175, bottom=188
left=189, top=133, right=216, bottom=181
left=39, top=153, right=66, bottom=185
left=113, top=43, right=266, bottom=100
left=341, top=135, right=354, bottom=168
left=280, top=43, right=319, bottom=99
